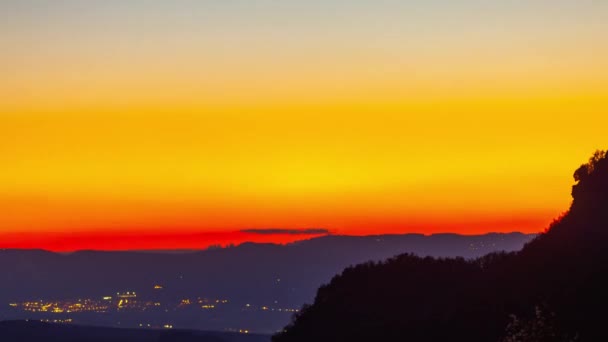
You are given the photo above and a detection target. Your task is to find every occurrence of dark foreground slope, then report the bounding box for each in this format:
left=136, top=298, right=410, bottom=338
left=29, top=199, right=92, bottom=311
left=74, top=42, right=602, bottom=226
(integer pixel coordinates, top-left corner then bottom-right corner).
left=0, top=320, right=270, bottom=342
left=273, top=151, right=608, bottom=342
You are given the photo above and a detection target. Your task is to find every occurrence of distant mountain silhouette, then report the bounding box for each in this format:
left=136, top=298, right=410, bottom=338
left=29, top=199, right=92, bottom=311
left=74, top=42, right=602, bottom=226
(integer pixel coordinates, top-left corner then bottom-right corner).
left=0, top=233, right=533, bottom=333
left=0, top=320, right=269, bottom=342
left=273, top=150, right=608, bottom=342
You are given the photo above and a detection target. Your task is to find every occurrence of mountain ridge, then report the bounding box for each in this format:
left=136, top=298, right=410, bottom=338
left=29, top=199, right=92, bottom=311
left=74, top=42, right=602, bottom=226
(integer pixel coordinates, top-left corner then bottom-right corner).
left=0, top=232, right=533, bottom=333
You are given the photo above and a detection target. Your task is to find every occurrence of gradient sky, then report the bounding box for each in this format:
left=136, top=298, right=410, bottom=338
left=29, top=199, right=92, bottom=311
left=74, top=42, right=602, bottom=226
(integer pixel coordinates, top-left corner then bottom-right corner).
left=1, top=1, right=607, bottom=250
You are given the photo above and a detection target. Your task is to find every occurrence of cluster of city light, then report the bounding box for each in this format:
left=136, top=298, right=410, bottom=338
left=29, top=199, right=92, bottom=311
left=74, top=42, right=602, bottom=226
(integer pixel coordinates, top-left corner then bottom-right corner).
left=6, top=282, right=300, bottom=336
left=41, top=318, right=73, bottom=324
left=243, top=303, right=299, bottom=313
left=9, top=295, right=234, bottom=314
left=468, top=242, right=498, bottom=251
left=225, top=327, right=251, bottom=334
left=10, top=298, right=298, bottom=315
left=14, top=300, right=109, bottom=314
left=117, top=291, right=137, bottom=299
left=137, top=323, right=173, bottom=329
left=176, top=297, right=230, bottom=310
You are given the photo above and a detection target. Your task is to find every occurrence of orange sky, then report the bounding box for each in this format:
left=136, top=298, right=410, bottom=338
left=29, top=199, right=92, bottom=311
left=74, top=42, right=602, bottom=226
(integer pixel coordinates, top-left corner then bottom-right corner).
left=1, top=1, right=607, bottom=250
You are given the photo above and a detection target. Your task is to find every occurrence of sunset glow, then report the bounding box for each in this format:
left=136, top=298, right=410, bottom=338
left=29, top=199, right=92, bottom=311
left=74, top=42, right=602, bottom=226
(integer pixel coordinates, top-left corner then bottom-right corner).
left=1, top=1, right=607, bottom=250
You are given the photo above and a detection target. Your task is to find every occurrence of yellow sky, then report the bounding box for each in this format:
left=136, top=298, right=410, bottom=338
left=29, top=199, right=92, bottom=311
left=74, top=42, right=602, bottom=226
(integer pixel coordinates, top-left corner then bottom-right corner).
left=1, top=1, right=607, bottom=242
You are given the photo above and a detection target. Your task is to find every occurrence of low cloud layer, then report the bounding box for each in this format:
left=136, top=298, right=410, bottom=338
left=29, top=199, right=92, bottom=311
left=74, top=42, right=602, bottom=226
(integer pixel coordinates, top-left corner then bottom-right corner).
left=240, top=228, right=330, bottom=235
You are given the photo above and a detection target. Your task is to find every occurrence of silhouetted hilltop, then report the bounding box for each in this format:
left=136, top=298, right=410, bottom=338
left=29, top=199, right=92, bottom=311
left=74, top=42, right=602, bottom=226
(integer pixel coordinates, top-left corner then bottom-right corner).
left=0, top=320, right=269, bottom=342
left=273, top=151, right=608, bottom=342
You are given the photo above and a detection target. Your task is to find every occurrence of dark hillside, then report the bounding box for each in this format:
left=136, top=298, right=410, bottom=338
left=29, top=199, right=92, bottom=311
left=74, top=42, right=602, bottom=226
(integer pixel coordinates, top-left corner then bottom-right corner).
left=273, top=150, right=608, bottom=342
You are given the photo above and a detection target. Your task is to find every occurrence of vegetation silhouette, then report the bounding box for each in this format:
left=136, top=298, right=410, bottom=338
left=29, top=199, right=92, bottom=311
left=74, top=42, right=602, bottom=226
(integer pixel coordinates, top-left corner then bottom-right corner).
left=273, top=150, right=608, bottom=342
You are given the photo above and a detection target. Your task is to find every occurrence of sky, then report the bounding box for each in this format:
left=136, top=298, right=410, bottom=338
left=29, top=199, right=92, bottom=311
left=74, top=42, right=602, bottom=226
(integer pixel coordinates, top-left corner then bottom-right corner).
left=1, top=1, right=607, bottom=250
